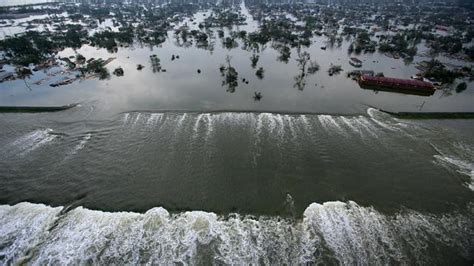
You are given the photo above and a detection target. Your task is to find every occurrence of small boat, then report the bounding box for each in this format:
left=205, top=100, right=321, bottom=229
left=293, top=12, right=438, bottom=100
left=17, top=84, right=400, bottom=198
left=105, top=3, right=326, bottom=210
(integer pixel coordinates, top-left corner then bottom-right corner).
left=349, top=57, right=362, bottom=68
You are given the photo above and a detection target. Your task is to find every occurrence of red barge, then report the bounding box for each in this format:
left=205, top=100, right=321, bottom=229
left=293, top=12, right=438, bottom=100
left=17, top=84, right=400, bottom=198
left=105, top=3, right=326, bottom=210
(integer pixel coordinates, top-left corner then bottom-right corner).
left=358, top=75, right=436, bottom=96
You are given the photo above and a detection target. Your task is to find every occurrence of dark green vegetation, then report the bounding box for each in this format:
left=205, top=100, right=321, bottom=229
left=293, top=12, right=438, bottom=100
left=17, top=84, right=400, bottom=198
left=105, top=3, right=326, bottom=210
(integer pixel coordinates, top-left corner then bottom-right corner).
left=421, top=59, right=465, bottom=84
left=220, top=56, right=238, bottom=93
left=81, top=59, right=110, bottom=79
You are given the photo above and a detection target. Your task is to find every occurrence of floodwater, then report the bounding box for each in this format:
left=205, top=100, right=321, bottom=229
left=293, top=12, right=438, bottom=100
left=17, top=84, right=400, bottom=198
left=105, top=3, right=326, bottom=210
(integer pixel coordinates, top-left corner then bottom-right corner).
left=0, top=107, right=473, bottom=264
left=0, top=2, right=473, bottom=264
left=0, top=0, right=55, bottom=6
left=1, top=4, right=473, bottom=114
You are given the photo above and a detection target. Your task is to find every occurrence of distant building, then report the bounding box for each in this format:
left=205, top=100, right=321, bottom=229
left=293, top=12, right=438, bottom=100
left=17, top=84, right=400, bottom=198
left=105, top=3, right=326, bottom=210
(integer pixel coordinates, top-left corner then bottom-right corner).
left=435, top=25, right=449, bottom=32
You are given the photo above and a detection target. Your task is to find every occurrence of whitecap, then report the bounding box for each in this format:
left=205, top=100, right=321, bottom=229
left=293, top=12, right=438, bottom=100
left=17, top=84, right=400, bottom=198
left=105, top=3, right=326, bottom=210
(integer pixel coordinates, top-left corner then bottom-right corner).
left=0, top=201, right=471, bottom=265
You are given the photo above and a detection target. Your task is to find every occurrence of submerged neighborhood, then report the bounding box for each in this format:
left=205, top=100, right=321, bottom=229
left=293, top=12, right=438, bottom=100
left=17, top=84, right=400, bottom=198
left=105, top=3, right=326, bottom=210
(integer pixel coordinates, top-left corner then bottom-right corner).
left=0, top=0, right=473, bottom=99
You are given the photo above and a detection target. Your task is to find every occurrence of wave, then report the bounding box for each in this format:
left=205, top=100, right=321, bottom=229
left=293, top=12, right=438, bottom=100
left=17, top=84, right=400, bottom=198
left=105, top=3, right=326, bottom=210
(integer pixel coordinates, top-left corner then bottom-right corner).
left=70, top=133, right=92, bottom=154
left=8, top=129, right=57, bottom=155
left=0, top=201, right=472, bottom=265
left=433, top=143, right=474, bottom=191
left=119, top=109, right=414, bottom=141
left=435, top=155, right=474, bottom=190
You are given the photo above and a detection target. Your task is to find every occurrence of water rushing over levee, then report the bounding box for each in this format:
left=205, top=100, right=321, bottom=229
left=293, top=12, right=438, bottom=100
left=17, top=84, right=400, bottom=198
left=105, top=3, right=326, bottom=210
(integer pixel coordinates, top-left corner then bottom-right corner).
left=0, top=108, right=473, bottom=215
left=0, top=107, right=473, bottom=263
left=0, top=201, right=472, bottom=265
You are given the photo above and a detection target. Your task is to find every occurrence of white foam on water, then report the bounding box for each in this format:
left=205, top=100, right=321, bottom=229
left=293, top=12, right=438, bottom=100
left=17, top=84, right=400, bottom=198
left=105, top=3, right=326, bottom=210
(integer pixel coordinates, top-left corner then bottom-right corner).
left=370, top=117, right=400, bottom=132
left=174, top=113, right=188, bottom=133
left=132, top=113, right=142, bottom=127
left=254, top=113, right=281, bottom=139
left=217, top=113, right=254, bottom=126
left=433, top=142, right=474, bottom=191
left=122, top=113, right=130, bottom=124
left=1, top=201, right=471, bottom=265
left=284, top=115, right=297, bottom=140
left=255, top=113, right=284, bottom=137
left=339, top=116, right=381, bottom=139
left=146, top=113, right=163, bottom=127
left=0, top=203, right=62, bottom=264
left=434, top=155, right=474, bottom=191
left=366, top=108, right=422, bottom=140
left=255, top=113, right=264, bottom=136
left=318, top=115, right=346, bottom=135
left=303, top=201, right=404, bottom=264
left=119, top=111, right=430, bottom=145
left=193, top=114, right=204, bottom=135
left=71, top=133, right=92, bottom=154
left=366, top=108, right=393, bottom=122
left=298, top=115, right=312, bottom=131
left=252, top=114, right=266, bottom=165
left=12, top=129, right=52, bottom=148
left=275, top=114, right=285, bottom=138
left=177, top=113, right=188, bottom=125
left=367, top=108, right=401, bottom=132
left=11, top=129, right=57, bottom=155
left=341, top=116, right=365, bottom=136
left=204, top=114, right=214, bottom=141
left=215, top=112, right=234, bottom=125
left=261, top=113, right=277, bottom=134
left=353, top=116, right=379, bottom=138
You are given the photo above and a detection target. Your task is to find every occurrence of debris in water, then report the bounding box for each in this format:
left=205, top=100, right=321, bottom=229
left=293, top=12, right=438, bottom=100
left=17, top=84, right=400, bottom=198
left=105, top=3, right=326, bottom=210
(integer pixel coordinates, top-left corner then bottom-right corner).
left=253, top=91, right=262, bottom=101
left=113, top=67, right=124, bottom=76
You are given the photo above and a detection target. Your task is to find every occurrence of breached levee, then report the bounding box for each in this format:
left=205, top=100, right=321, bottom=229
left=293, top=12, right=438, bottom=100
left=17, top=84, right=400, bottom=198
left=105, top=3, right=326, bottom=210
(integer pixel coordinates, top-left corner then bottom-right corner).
left=119, top=108, right=416, bottom=141
left=0, top=201, right=472, bottom=265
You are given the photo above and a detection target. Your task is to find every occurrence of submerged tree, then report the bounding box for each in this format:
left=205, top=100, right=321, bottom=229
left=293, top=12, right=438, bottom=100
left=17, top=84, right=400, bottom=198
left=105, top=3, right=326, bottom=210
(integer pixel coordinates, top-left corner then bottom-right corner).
left=16, top=67, right=32, bottom=79
left=256, top=67, right=264, bottom=79
left=456, top=82, right=467, bottom=93
left=296, top=51, right=310, bottom=73
left=221, top=55, right=238, bottom=93
left=79, top=59, right=110, bottom=80
left=293, top=51, right=310, bottom=90
left=308, top=60, right=320, bottom=74
left=250, top=53, right=259, bottom=68
left=348, top=43, right=354, bottom=54
left=223, top=37, right=238, bottom=50
left=328, top=64, right=343, bottom=76
left=293, top=51, right=320, bottom=90
left=113, top=67, right=124, bottom=76
left=274, top=44, right=291, bottom=63
left=150, top=55, right=162, bottom=73
left=76, top=53, right=86, bottom=64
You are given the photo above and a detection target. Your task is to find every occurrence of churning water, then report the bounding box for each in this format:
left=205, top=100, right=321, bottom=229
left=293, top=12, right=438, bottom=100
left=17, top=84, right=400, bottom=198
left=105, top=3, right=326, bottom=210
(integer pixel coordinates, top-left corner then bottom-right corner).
left=0, top=107, right=473, bottom=264
left=0, top=201, right=472, bottom=264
